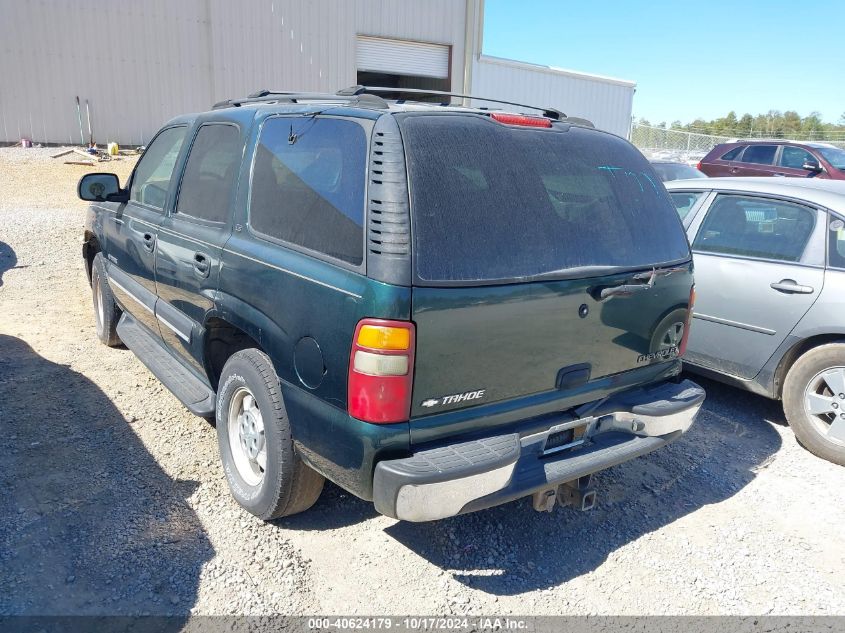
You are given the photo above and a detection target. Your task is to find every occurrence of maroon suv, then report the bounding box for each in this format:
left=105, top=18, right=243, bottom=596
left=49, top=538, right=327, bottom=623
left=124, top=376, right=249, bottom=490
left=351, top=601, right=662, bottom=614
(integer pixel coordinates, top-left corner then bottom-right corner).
left=698, top=141, right=845, bottom=180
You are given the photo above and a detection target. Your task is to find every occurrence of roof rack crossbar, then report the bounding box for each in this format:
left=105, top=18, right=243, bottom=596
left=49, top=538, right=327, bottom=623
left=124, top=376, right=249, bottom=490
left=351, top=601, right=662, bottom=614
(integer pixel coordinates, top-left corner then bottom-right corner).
left=337, top=85, right=567, bottom=120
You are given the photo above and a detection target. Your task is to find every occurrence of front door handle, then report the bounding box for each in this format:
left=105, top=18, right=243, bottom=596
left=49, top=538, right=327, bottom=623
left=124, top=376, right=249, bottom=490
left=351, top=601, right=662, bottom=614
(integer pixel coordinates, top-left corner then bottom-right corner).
left=770, top=279, right=814, bottom=294
left=193, top=252, right=210, bottom=277
left=142, top=233, right=155, bottom=252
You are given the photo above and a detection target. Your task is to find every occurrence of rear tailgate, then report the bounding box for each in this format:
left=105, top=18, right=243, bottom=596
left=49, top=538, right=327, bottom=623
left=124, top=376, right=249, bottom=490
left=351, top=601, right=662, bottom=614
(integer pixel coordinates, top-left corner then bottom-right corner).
left=398, top=113, right=693, bottom=429
left=410, top=266, right=693, bottom=418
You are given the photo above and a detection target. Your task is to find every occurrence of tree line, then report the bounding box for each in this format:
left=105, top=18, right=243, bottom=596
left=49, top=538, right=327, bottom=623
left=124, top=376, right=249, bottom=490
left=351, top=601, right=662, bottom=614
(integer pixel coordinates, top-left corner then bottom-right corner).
left=637, top=111, right=845, bottom=140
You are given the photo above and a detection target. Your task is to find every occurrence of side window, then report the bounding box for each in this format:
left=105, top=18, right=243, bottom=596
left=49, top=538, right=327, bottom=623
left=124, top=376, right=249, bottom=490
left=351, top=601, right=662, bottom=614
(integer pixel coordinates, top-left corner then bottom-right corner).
left=249, top=117, right=367, bottom=265
left=669, top=191, right=707, bottom=220
left=693, top=194, right=816, bottom=262
left=177, top=124, right=242, bottom=223
left=740, top=145, right=777, bottom=165
left=720, top=146, right=743, bottom=161
left=779, top=146, right=815, bottom=170
left=830, top=217, right=845, bottom=269
left=130, top=126, right=187, bottom=210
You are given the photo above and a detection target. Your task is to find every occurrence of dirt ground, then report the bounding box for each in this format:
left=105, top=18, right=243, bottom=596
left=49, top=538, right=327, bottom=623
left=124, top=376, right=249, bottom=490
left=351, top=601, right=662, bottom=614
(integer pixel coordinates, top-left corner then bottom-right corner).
left=1, top=146, right=844, bottom=617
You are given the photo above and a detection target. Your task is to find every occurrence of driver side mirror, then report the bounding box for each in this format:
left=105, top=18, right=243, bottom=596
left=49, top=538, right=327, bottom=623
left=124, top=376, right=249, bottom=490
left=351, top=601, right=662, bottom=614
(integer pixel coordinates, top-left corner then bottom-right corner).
left=802, top=159, right=822, bottom=173
left=77, top=173, right=128, bottom=202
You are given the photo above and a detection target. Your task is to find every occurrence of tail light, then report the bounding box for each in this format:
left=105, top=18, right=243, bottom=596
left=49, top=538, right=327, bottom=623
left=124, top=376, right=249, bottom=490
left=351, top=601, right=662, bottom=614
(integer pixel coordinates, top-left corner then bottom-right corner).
left=348, top=319, right=415, bottom=424
left=490, top=112, right=553, bottom=128
left=696, top=161, right=703, bottom=172
left=679, top=286, right=695, bottom=356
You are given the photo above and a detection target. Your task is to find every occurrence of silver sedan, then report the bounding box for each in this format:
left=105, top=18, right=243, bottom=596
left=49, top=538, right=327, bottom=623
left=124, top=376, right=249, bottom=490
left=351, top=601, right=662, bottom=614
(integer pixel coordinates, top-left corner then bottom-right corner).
left=666, top=177, right=845, bottom=466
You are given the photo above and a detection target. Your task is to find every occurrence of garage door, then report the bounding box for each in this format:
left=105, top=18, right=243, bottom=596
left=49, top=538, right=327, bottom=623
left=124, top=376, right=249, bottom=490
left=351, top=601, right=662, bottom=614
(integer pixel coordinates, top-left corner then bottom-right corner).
left=356, top=36, right=450, bottom=79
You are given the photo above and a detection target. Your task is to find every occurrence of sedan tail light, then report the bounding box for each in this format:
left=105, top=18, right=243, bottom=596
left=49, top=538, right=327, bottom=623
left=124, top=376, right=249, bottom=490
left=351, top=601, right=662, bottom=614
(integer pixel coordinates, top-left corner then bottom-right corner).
left=679, top=286, right=695, bottom=357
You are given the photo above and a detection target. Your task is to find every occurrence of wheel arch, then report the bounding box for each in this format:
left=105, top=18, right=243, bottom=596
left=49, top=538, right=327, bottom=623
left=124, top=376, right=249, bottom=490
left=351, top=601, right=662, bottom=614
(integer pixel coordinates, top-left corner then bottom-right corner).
left=202, top=315, right=266, bottom=391
left=82, top=231, right=100, bottom=285
left=773, top=333, right=845, bottom=399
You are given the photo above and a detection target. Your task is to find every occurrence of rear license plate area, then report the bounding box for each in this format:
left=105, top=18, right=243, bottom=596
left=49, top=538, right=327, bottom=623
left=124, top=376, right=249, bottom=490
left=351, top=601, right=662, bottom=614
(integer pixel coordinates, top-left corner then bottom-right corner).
left=541, top=421, right=588, bottom=456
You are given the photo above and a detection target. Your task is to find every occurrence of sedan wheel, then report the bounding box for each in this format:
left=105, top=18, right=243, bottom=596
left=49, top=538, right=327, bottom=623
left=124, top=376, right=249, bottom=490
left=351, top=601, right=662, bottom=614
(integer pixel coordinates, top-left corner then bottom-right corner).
left=783, top=343, right=845, bottom=466
left=802, top=367, right=845, bottom=445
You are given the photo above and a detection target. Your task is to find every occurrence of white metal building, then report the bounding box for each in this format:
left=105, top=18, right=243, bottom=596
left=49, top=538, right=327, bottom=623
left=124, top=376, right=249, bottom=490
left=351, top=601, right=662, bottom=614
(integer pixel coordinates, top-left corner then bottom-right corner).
left=0, top=0, right=635, bottom=146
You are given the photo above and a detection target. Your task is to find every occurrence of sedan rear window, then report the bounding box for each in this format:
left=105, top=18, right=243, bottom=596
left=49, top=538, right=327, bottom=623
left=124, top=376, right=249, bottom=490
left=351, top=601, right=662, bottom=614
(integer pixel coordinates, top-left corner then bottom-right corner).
left=651, top=162, right=707, bottom=182
left=830, top=217, right=845, bottom=269
left=670, top=191, right=707, bottom=220
left=693, top=195, right=815, bottom=262
left=400, top=115, right=690, bottom=283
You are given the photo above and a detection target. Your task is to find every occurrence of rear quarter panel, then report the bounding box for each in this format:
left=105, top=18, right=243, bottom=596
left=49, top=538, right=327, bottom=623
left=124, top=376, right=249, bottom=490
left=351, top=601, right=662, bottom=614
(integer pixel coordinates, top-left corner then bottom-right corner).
left=793, top=267, right=845, bottom=339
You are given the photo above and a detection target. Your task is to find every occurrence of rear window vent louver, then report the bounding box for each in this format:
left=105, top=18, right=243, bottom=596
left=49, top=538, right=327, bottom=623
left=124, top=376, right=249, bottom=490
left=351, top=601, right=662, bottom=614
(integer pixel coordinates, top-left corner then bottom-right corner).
left=367, top=120, right=411, bottom=260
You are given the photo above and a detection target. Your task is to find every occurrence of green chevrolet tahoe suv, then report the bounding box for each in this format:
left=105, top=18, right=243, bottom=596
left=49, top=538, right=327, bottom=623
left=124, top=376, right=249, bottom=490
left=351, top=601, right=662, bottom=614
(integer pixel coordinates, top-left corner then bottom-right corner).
left=79, top=88, right=704, bottom=522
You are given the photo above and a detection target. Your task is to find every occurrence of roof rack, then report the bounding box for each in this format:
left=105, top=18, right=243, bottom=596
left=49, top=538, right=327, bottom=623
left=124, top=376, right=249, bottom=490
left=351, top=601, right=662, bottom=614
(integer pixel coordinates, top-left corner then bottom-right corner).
left=337, top=85, right=571, bottom=122
left=212, top=89, right=389, bottom=110
left=212, top=86, right=593, bottom=128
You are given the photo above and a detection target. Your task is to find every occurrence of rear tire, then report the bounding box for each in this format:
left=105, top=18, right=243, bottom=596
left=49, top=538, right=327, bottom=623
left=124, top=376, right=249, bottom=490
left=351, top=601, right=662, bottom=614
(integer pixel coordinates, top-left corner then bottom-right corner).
left=91, top=253, right=122, bottom=347
left=216, top=348, right=325, bottom=519
left=783, top=343, right=845, bottom=467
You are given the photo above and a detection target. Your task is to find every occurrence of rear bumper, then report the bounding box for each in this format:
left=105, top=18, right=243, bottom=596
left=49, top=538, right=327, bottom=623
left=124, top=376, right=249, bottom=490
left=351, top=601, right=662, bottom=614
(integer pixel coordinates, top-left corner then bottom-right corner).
left=373, top=379, right=704, bottom=521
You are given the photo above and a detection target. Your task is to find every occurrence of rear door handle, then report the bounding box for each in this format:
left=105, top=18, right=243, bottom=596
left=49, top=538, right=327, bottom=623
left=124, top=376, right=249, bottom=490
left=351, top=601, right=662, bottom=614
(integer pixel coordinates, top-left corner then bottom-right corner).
left=770, top=279, right=814, bottom=294
left=142, top=233, right=155, bottom=252
left=193, top=252, right=210, bottom=277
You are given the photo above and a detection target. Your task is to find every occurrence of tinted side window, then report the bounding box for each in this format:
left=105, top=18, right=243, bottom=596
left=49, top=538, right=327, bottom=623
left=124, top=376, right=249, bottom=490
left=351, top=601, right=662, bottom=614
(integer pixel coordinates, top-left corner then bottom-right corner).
left=693, top=194, right=816, bottom=262
left=779, top=146, right=815, bottom=169
left=130, top=126, right=187, bottom=210
left=249, top=117, right=366, bottom=265
left=177, top=124, right=242, bottom=223
left=740, top=145, right=777, bottom=165
left=720, top=146, right=743, bottom=161
left=830, top=217, right=845, bottom=269
left=670, top=191, right=707, bottom=220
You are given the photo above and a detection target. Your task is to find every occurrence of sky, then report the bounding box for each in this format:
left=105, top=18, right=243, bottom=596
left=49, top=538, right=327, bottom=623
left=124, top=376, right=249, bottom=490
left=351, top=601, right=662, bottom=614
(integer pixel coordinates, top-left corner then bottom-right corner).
left=482, top=0, right=845, bottom=124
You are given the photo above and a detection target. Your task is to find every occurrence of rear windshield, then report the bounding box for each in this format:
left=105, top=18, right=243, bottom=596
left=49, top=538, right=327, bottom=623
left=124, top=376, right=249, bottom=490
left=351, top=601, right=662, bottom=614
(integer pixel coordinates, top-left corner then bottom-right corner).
left=400, top=115, right=691, bottom=283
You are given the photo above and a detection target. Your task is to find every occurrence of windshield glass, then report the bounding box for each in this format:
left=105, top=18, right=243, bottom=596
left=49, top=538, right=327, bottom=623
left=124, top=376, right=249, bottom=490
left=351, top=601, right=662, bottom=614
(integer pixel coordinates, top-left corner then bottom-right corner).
left=400, top=115, right=691, bottom=283
left=818, top=147, right=845, bottom=170
left=651, top=162, right=707, bottom=182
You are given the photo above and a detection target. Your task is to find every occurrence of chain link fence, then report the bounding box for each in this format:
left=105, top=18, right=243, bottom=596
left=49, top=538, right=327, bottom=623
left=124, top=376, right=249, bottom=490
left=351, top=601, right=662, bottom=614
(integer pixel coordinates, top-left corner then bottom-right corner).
left=631, top=123, right=845, bottom=163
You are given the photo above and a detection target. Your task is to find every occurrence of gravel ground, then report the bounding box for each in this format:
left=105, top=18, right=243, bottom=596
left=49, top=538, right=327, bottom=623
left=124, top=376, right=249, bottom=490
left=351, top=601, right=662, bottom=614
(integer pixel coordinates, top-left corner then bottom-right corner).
left=1, top=146, right=844, bottom=617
